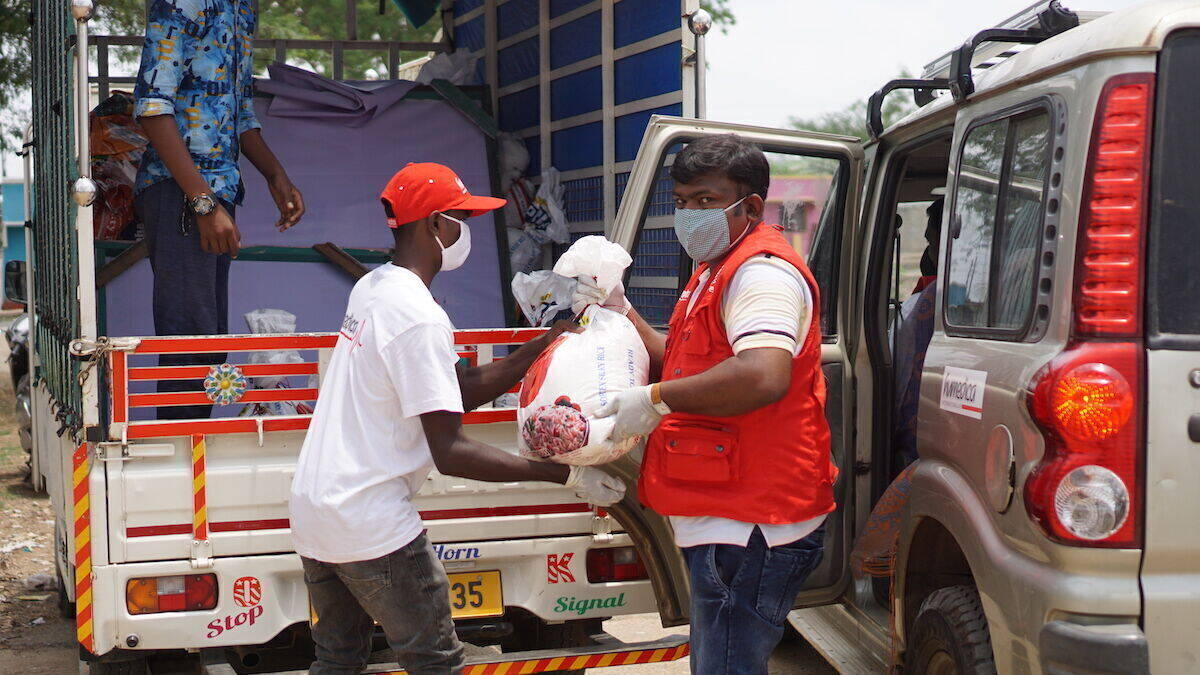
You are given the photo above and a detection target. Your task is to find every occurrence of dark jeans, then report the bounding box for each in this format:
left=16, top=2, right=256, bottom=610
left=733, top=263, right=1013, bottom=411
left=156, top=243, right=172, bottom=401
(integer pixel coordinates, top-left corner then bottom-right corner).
left=133, top=180, right=232, bottom=419
left=301, top=533, right=465, bottom=675
left=681, top=525, right=825, bottom=675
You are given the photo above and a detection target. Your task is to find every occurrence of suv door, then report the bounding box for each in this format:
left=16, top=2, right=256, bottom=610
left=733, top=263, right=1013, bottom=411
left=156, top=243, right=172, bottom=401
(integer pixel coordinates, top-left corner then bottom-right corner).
left=607, top=116, right=864, bottom=621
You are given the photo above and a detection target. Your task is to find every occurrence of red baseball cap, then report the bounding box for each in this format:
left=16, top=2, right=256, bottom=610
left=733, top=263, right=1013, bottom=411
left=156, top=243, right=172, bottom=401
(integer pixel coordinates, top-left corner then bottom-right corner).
left=380, top=162, right=507, bottom=228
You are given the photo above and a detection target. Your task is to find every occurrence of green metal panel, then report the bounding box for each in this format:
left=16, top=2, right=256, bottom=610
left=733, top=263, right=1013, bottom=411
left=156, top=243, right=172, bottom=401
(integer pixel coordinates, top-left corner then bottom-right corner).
left=31, top=2, right=83, bottom=434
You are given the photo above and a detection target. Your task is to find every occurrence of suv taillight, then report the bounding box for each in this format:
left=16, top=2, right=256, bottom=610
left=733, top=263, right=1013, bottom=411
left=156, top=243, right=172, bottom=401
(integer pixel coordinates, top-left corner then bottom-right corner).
left=1024, top=73, right=1153, bottom=548
left=1025, top=342, right=1142, bottom=546
left=1072, top=73, right=1154, bottom=338
left=126, top=574, right=218, bottom=615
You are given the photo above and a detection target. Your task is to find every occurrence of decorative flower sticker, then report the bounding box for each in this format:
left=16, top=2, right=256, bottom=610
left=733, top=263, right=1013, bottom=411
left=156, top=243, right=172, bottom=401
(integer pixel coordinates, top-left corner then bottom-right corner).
left=204, top=363, right=248, bottom=405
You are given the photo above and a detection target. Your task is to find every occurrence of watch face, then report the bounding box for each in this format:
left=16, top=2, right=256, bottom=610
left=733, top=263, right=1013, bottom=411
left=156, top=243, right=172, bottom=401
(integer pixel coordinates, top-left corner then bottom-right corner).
left=191, top=194, right=216, bottom=215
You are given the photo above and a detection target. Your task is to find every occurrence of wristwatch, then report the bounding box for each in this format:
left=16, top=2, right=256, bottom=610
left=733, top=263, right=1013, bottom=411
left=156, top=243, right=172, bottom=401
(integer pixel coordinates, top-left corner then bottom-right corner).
left=649, top=383, right=672, bottom=415
left=188, top=193, right=217, bottom=216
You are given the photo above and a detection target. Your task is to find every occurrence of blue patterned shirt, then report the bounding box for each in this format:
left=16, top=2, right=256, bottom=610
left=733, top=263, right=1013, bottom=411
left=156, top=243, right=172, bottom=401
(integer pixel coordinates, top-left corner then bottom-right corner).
left=133, top=0, right=260, bottom=205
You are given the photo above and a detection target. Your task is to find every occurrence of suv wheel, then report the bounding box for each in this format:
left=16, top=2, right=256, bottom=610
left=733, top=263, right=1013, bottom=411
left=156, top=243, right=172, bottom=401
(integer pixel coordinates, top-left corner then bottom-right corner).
left=905, top=585, right=996, bottom=674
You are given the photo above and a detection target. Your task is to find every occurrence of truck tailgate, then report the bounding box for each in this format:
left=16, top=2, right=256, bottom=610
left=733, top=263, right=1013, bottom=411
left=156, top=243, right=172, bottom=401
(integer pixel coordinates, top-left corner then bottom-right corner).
left=104, top=422, right=591, bottom=564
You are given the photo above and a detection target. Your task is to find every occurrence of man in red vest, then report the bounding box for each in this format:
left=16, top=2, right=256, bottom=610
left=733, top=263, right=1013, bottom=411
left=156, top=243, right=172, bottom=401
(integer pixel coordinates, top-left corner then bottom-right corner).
left=579, top=134, right=838, bottom=673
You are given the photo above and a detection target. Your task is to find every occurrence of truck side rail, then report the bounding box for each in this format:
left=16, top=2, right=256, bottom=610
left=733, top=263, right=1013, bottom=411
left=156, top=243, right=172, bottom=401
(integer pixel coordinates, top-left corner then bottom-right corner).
left=105, top=328, right=546, bottom=443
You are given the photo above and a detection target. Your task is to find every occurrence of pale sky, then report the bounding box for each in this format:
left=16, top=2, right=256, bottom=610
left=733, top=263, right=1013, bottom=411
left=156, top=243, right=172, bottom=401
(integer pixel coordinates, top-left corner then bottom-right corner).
left=705, top=0, right=1148, bottom=128
left=1, top=0, right=1153, bottom=178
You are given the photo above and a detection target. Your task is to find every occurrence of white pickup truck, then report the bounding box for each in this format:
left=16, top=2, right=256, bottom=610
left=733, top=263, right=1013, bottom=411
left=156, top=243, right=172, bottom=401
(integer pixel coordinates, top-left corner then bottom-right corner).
left=22, top=0, right=709, bottom=672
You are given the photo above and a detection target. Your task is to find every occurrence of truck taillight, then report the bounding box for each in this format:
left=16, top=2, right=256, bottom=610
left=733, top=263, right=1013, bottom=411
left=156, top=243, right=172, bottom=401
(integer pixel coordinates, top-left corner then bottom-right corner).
left=126, top=574, right=218, bottom=615
left=587, top=547, right=648, bottom=583
left=1023, top=73, right=1153, bottom=548
left=1072, top=72, right=1154, bottom=338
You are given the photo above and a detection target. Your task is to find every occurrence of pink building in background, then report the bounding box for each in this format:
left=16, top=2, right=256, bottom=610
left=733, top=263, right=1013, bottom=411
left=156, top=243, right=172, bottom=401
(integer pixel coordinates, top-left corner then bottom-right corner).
left=764, top=175, right=834, bottom=256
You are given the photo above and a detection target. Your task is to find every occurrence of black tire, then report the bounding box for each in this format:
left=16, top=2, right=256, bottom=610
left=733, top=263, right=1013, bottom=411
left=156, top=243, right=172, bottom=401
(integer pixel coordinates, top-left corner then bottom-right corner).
left=904, top=585, right=996, bottom=674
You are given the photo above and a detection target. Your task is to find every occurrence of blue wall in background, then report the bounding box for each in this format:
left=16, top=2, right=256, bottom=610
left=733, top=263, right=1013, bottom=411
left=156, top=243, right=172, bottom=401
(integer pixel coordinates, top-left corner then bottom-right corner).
left=1, top=182, right=27, bottom=265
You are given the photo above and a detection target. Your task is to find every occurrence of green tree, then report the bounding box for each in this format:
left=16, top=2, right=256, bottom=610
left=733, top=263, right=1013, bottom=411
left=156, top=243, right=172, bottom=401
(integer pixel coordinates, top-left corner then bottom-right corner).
left=701, top=0, right=735, bottom=33
left=773, top=69, right=923, bottom=175
left=0, top=0, right=34, bottom=157
left=788, top=69, right=920, bottom=140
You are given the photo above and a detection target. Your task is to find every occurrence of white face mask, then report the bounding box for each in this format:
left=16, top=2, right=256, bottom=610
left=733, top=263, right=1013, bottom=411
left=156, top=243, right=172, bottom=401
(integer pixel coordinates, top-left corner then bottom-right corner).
left=672, top=195, right=751, bottom=262
left=435, top=212, right=471, bottom=272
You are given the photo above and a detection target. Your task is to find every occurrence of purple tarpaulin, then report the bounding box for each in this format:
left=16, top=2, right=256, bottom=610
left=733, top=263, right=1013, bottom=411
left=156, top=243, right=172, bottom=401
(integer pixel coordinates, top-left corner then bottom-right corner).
left=104, top=66, right=508, bottom=345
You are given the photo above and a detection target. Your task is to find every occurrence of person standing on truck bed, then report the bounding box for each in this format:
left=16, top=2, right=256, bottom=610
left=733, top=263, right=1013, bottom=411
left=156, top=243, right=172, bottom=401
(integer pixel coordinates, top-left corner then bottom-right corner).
left=289, top=163, right=626, bottom=675
left=577, top=135, right=838, bottom=674
left=133, top=0, right=305, bottom=419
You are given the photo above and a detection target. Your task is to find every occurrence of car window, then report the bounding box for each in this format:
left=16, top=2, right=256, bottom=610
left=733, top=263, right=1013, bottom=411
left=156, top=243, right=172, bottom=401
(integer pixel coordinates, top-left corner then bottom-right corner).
left=946, top=118, right=1007, bottom=328
left=623, top=145, right=846, bottom=337
left=994, top=114, right=1050, bottom=329
left=946, top=108, right=1050, bottom=336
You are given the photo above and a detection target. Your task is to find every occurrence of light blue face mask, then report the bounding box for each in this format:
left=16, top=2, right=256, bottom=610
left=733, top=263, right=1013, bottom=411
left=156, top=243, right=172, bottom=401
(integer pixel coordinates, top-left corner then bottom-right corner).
left=672, top=196, right=749, bottom=262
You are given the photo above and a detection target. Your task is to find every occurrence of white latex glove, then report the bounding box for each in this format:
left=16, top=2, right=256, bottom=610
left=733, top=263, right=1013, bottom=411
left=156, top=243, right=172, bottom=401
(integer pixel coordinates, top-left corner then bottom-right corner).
left=571, top=277, right=631, bottom=316
left=594, top=384, right=669, bottom=443
left=566, top=466, right=627, bottom=506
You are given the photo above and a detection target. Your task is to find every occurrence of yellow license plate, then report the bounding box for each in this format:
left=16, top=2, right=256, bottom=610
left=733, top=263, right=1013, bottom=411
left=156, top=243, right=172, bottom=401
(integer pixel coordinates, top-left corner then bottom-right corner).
left=447, top=570, right=503, bottom=619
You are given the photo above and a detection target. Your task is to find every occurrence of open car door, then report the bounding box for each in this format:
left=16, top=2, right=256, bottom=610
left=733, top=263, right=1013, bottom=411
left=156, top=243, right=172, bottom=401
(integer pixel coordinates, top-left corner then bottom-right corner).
left=606, top=116, right=864, bottom=625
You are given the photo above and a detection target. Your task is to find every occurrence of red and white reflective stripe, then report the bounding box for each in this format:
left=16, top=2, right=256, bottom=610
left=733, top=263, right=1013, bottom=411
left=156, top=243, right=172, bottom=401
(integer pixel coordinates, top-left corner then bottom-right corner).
left=372, top=642, right=690, bottom=674
left=72, top=443, right=95, bottom=654
left=125, top=503, right=592, bottom=538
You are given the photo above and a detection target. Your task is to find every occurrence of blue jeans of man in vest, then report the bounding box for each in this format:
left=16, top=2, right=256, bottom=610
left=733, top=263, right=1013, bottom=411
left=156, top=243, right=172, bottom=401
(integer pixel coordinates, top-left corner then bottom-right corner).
left=681, top=524, right=825, bottom=674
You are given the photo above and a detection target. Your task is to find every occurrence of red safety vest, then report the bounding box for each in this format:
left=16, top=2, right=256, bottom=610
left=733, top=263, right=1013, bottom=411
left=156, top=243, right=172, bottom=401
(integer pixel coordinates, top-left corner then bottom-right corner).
left=640, top=223, right=838, bottom=524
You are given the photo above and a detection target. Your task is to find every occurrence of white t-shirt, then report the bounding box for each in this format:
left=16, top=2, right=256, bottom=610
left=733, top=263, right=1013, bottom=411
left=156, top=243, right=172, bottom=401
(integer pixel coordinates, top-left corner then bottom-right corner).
left=671, top=254, right=828, bottom=549
left=289, top=264, right=464, bottom=563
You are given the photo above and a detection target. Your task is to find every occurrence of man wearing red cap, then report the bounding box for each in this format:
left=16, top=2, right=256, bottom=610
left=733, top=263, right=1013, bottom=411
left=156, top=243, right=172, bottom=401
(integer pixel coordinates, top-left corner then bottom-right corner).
left=289, top=163, right=625, bottom=674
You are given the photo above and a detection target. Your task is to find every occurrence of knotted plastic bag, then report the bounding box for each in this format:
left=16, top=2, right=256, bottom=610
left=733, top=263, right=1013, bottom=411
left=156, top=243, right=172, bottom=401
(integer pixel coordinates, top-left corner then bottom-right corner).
left=517, top=237, right=647, bottom=465
left=511, top=270, right=576, bottom=327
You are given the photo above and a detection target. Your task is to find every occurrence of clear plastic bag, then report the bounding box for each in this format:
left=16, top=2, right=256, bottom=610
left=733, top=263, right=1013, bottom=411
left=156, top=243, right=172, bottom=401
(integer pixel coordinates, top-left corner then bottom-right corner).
left=241, top=309, right=311, bottom=416
left=552, top=235, right=632, bottom=297
left=511, top=270, right=576, bottom=327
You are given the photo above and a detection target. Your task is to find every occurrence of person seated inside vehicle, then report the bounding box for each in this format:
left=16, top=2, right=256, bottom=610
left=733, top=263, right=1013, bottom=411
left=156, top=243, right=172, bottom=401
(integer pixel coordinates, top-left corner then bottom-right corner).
left=850, top=196, right=943, bottom=583
left=892, top=196, right=942, bottom=467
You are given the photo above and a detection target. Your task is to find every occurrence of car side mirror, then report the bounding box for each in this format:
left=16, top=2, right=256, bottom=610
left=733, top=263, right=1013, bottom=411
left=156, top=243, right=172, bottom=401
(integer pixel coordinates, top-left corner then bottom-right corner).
left=5, top=260, right=27, bottom=306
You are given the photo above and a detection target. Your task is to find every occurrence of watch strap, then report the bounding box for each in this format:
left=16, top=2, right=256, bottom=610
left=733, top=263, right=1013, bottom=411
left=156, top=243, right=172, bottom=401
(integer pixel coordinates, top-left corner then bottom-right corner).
left=649, top=383, right=672, bottom=415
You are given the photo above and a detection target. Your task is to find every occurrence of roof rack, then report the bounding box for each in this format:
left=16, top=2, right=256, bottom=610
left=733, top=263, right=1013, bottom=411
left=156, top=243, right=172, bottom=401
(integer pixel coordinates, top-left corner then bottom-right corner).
left=920, top=1, right=1106, bottom=101
left=948, top=1, right=1079, bottom=101
left=866, top=78, right=951, bottom=139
